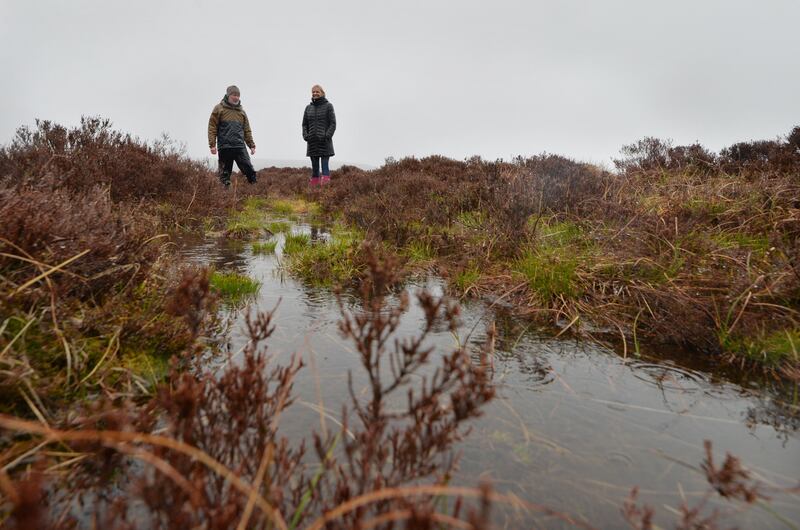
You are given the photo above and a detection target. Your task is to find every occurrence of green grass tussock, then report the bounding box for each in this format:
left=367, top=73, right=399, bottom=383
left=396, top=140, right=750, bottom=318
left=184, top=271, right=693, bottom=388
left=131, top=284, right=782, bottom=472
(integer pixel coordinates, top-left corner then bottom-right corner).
left=282, top=233, right=311, bottom=255
left=404, top=239, right=436, bottom=263
left=285, top=225, right=367, bottom=286
left=251, top=240, right=278, bottom=255
left=514, top=249, right=580, bottom=302
left=512, top=220, right=590, bottom=303
left=266, top=221, right=291, bottom=235
left=269, top=198, right=313, bottom=216
left=225, top=201, right=269, bottom=239
left=209, top=270, right=261, bottom=305
left=721, top=328, right=800, bottom=367
left=453, top=264, right=482, bottom=294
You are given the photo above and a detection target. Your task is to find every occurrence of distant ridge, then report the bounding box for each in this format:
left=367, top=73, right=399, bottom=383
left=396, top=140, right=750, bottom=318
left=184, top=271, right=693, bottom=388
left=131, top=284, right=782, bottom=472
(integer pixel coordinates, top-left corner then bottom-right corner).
left=201, top=157, right=376, bottom=171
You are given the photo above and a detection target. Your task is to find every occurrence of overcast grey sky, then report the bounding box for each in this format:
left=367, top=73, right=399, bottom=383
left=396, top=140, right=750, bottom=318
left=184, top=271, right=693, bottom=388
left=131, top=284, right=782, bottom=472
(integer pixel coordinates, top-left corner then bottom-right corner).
left=1, top=0, right=798, bottom=166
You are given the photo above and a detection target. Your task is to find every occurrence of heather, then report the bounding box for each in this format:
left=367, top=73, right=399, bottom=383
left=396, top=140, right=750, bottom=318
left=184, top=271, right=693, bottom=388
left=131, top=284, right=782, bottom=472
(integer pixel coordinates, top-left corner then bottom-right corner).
left=0, top=119, right=502, bottom=528
left=0, top=118, right=233, bottom=417
left=305, top=128, right=800, bottom=372
left=1, top=118, right=798, bottom=528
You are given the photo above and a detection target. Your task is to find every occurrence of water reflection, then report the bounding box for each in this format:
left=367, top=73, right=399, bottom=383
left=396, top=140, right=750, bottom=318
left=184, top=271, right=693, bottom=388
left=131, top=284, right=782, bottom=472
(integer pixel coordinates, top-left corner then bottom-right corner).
left=308, top=224, right=330, bottom=243
left=174, top=224, right=800, bottom=529
left=172, top=234, right=249, bottom=273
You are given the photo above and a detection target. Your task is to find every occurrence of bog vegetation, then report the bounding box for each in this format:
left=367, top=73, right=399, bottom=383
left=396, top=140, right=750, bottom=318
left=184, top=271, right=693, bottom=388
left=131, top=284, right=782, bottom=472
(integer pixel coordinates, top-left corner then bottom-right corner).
left=309, top=129, right=800, bottom=372
left=0, top=117, right=797, bottom=528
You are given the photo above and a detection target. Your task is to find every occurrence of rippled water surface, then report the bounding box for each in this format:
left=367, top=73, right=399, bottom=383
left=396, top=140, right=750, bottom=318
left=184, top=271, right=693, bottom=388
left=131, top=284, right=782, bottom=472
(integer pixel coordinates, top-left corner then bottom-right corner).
left=176, top=223, right=800, bottom=528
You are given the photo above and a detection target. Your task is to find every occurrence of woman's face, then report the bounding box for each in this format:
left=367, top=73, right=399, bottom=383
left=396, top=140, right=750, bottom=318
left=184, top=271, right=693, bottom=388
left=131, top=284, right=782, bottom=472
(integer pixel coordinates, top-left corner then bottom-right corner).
left=311, top=87, right=323, bottom=100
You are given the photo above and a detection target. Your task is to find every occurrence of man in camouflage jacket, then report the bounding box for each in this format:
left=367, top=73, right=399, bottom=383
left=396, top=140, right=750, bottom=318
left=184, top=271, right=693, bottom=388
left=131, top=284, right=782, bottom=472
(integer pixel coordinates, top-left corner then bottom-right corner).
left=208, top=85, right=257, bottom=187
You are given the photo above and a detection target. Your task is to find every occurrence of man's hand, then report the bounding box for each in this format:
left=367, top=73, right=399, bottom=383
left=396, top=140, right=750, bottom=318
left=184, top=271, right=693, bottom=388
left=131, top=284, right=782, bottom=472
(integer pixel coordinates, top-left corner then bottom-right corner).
left=250, top=147, right=256, bottom=155
left=210, top=147, right=217, bottom=155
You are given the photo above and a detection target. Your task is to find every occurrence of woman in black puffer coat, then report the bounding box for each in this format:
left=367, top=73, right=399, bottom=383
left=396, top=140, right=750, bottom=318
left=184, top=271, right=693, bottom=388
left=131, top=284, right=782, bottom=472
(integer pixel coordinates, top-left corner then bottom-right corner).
left=302, top=84, right=336, bottom=185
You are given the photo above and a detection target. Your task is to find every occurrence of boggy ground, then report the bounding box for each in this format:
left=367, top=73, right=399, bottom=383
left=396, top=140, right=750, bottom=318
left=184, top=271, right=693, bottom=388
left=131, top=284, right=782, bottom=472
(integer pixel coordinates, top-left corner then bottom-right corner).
left=0, top=118, right=499, bottom=528
left=0, top=117, right=797, bottom=528
left=265, top=128, right=800, bottom=375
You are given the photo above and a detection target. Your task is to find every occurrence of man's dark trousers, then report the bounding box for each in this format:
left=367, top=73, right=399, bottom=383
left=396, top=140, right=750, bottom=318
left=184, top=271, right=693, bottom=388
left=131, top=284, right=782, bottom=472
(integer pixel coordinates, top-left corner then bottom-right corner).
left=218, top=147, right=257, bottom=185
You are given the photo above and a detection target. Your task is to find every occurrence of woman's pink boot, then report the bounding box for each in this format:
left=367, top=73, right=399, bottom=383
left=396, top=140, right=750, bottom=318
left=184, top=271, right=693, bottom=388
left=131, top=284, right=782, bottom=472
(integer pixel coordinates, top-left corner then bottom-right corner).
left=310, top=176, right=321, bottom=187
left=321, top=174, right=331, bottom=185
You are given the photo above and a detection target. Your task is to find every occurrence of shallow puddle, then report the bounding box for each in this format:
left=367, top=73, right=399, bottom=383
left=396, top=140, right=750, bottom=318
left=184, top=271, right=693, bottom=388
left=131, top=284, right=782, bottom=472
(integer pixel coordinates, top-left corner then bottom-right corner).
left=176, top=221, right=800, bottom=528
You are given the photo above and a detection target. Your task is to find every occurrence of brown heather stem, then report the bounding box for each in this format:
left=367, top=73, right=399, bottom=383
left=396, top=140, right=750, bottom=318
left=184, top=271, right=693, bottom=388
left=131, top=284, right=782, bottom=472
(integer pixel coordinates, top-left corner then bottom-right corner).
left=306, top=484, right=597, bottom=530
left=0, top=414, right=289, bottom=530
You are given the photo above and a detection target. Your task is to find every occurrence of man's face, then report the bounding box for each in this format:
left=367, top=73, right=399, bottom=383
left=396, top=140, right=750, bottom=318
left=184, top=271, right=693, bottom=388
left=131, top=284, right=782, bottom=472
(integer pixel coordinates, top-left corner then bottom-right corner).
left=228, top=94, right=240, bottom=104
left=311, top=88, right=322, bottom=100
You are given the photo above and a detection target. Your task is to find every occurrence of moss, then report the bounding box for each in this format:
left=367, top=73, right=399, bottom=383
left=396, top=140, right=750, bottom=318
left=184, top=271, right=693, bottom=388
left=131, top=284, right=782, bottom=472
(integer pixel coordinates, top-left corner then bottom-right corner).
left=287, top=240, right=361, bottom=287
left=224, top=197, right=279, bottom=238
left=0, top=277, right=197, bottom=417
left=121, top=347, right=173, bottom=387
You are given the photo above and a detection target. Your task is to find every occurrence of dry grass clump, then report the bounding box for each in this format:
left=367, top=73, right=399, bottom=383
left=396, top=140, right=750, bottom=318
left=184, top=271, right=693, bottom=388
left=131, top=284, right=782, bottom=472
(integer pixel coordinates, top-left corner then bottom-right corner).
left=0, top=183, right=161, bottom=304
left=592, top=128, right=800, bottom=364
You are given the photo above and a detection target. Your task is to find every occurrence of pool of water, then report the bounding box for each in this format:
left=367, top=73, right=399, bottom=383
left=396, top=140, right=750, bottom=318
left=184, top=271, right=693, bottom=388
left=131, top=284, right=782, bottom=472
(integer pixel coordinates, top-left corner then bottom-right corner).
left=176, top=222, right=800, bottom=528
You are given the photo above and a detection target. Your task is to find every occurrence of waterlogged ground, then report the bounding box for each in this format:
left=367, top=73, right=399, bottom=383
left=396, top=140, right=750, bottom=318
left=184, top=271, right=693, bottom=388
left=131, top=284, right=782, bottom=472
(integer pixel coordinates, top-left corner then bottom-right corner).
left=176, top=221, right=800, bottom=529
